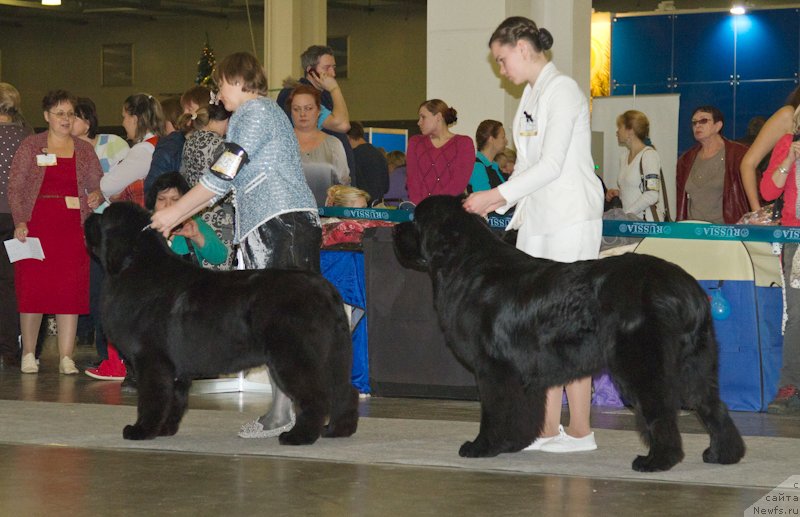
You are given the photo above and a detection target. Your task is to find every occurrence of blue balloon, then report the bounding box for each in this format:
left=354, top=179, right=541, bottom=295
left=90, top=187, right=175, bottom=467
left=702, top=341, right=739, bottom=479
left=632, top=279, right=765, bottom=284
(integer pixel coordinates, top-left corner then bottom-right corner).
left=710, top=289, right=731, bottom=320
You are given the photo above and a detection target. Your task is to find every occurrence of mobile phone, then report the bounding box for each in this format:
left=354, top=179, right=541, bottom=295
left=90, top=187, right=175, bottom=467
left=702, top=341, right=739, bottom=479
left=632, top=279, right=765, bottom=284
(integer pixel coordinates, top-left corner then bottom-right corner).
left=307, top=67, right=319, bottom=79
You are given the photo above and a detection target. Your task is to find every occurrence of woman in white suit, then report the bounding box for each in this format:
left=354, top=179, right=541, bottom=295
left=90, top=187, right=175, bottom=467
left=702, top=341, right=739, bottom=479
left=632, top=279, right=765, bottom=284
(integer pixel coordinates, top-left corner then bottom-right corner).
left=464, top=16, right=604, bottom=454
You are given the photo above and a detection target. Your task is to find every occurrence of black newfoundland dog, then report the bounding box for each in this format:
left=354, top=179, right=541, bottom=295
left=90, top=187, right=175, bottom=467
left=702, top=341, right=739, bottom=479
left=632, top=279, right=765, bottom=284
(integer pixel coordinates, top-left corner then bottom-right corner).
left=84, top=202, right=358, bottom=445
left=393, top=196, right=745, bottom=472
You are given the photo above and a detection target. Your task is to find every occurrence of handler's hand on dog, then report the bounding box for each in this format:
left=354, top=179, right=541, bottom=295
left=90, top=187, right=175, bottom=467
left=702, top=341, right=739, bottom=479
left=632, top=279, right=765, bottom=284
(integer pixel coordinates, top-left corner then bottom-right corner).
left=171, top=219, right=202, bottom=244
left=150, top=208, right=182, bottom=239
left=463, top=189, right=506, bottom=217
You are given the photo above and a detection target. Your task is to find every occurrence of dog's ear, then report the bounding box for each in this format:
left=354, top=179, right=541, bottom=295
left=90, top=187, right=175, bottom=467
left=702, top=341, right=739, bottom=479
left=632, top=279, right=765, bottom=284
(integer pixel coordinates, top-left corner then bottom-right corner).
left=103, top=226, right=135, bottom=275
left=393, top=222, right=428, bottom=271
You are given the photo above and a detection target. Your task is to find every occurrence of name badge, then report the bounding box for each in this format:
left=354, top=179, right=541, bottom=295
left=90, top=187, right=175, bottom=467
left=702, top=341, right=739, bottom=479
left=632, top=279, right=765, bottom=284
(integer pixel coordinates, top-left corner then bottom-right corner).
left=36, top=153, right=57, bottom=166
left=65, top=196, right=80, bottom=209
left=520, top=110, right=538, bottom=137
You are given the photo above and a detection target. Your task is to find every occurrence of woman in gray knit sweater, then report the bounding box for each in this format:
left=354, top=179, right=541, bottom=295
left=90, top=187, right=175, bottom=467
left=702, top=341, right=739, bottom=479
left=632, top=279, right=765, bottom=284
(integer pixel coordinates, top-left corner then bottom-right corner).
left=151, top=52, right=320, bottom=439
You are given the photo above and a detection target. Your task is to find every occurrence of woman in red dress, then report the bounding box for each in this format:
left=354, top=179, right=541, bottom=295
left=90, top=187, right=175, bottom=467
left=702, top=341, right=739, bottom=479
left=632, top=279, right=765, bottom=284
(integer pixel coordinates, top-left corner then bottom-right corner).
left=8, top=90, right=102, bottom=374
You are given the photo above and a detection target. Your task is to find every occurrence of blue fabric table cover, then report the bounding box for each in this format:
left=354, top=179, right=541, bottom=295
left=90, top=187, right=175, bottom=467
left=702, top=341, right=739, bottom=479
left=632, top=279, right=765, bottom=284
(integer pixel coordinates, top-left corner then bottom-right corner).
left=321, top=250, right=369, bottom=393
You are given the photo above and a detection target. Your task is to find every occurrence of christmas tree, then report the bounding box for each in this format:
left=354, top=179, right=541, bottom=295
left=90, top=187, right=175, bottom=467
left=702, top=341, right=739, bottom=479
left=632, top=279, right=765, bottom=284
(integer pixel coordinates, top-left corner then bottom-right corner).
left=195, top=36, right=216, bottom=86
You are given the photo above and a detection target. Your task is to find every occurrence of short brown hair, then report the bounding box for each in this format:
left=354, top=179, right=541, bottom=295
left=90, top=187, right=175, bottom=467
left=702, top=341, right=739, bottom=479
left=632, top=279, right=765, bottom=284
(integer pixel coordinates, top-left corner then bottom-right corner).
left=213, top=52, right=268, bottom=96
left=285, top=84, right=321, bottom=111
left=42, top=89, right=76, bottom=112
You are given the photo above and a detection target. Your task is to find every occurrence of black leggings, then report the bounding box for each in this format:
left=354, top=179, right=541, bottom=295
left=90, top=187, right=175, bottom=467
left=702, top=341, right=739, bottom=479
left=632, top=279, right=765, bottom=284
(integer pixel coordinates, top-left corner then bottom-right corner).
left=240, top=211, right=321, bottom=272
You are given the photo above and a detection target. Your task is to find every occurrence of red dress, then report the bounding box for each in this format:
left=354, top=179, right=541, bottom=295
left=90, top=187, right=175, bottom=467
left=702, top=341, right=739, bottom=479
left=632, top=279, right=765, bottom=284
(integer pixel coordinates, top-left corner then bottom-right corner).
left=15, top=155, right=89, bottom=314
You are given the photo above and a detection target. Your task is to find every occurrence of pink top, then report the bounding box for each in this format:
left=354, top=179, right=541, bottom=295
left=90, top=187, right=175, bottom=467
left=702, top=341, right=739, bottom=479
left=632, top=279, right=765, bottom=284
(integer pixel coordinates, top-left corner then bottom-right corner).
left=406, top=134, right=475, bottom=204
left=760, top=133, right=799, bottom=226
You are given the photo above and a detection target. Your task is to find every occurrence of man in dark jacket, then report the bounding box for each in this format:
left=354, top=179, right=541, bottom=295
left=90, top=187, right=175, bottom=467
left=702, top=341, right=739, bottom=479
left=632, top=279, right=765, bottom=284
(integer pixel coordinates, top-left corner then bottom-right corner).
left=347, top=122, right=389, bottom=202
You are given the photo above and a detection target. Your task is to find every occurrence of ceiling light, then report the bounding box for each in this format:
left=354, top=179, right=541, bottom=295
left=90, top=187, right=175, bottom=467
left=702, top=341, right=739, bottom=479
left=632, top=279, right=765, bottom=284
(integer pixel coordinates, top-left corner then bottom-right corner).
left=41, top=0, right=61, bottom=5
left=730, top=5, right=746, bottom=15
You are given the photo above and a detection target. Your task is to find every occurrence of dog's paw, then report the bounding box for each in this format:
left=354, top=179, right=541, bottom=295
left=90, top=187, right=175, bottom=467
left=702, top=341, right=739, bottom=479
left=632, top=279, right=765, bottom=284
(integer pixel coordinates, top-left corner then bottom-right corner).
left=278, top=429, right=319, bottom=446
left=123, top=424, right=156, bottom=441
left=458, top=438, right=499, bottom=458
left=158, top=423, right=180, bottom=437
left=703, top=443, right=744, bottom=465
left=631, top=451, right=683, bottom=472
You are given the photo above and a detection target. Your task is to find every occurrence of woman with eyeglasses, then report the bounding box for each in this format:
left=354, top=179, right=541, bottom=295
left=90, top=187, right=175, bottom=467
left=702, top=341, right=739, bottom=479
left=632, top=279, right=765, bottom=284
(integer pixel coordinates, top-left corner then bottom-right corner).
left=675, top=105, right=748, bottom=224
left=8, top=89, right=103, bottom=375
left=289, top=84, right=350, bottom=186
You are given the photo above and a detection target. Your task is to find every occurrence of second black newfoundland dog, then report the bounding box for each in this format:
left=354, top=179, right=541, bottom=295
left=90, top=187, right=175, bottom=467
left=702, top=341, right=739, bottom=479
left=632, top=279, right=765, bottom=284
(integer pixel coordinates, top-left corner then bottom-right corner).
left=84, top=202, right=358, bottom=445
left=393, top=196, right=745, bottom=472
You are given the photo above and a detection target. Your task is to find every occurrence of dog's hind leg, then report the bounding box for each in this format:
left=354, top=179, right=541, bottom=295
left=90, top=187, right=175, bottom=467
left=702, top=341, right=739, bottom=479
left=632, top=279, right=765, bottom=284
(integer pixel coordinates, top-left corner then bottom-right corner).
left=322, top=327, right=359, bottom=438
left=271, top=364, right=328, bottom=446
left=123, top=356, right=174, bottom=440
left=159, top=376, right=192, bottom=437
left=459, top=358, right=540, bottom=458
left=682, top=328, right=745, bottom=465
left=612, top=348, right=684, bottom=470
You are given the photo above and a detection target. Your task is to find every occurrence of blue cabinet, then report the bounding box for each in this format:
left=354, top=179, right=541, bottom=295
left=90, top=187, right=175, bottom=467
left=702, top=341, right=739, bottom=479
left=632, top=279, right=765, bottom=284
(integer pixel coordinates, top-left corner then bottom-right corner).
left=611, top=8, right=799, bottom=150
left=674, top=12, right=734, bottom=83
left=736, top=10, right=799, bottom=80
left=611, top=15, right=672, bottom=92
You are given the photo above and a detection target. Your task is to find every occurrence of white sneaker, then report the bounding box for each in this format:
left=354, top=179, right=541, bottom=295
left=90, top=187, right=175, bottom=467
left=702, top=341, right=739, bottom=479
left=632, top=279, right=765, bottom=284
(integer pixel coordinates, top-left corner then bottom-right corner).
left=523, top=425, right=565, bottom=451
left=59, top=356, right=79, bottom=375
left=539, top=430, right=597, bottom=453
left=20, top=353, right=38, bottom=374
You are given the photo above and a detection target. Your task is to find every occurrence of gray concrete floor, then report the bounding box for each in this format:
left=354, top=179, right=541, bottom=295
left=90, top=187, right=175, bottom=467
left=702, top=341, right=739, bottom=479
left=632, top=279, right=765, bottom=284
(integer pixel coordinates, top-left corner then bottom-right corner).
left=0, top=339, right=796, bottom=516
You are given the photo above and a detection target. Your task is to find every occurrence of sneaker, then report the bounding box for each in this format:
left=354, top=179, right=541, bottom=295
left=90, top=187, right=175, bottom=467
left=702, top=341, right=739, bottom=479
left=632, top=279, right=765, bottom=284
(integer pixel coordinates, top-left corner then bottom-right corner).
left=20, top=353, right=38, bottom=374
left=539, top=430, right=598, bottom=453
left=523, top=425, right=565, bottom=451
left=59, top=356, right=79, bottom=375
left=238, top=412, right=296, bottom=439
left=767, top=384, right=800, bottom=414
left=84, top=358, right=126, bottom=381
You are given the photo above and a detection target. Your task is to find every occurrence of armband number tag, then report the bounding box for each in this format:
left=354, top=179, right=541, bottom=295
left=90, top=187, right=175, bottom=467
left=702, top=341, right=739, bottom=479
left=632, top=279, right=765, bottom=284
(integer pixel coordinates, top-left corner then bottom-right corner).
left=644, top=174, right=660, bottom=192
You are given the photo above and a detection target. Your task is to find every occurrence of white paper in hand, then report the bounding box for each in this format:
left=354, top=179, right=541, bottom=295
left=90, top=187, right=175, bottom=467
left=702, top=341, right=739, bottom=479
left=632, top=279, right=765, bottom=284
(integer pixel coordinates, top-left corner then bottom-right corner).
left=3, top=237, right=45, bottom=263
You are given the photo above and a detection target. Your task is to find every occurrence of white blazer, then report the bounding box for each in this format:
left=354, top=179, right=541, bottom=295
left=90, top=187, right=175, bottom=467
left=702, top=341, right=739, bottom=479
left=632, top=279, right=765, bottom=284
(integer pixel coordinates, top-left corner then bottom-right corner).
left=497, top=62, right=604, bottom=235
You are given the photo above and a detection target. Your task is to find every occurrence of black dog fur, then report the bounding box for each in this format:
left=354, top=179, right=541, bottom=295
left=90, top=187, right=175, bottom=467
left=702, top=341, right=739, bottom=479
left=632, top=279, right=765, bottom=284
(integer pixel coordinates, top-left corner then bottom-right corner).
left=393, top=195, right=745, bottom=472
left=84, top=202, right=358, bottom=445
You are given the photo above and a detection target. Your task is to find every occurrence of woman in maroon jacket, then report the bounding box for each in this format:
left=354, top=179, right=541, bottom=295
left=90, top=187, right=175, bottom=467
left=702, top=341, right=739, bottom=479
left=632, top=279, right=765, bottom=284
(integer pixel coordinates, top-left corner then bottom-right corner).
left=8, top=90, right=102, bottom=375
left=675, top=106, right=749, bottom=224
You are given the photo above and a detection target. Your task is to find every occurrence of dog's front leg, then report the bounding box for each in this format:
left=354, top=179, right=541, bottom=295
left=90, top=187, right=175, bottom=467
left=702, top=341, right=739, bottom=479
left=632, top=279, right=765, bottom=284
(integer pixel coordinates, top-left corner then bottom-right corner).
left=459, top=360, right=541, bottom=458
left=123, top=356, right=175, bottom=440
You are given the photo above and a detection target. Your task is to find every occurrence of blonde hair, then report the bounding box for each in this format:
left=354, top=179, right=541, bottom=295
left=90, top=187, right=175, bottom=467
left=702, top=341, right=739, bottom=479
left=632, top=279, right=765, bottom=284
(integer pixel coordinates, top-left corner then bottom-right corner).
left=326, top=185, right=371, bottom=207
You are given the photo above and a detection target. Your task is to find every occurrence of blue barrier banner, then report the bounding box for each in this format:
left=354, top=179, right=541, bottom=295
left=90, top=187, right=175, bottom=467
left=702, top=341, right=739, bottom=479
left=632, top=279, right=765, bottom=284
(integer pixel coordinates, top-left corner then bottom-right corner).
left=318, top=206, right=413, bottom=223
left=602, top=220, right=800, bottom=243
left=317, top=206, right=800, bottom=243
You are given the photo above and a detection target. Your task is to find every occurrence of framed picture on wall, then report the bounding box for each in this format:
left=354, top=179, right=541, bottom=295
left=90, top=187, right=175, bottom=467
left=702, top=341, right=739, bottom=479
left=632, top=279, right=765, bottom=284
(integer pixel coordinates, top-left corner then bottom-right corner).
left=102, top=44, right=133, bottom=87
left=327, top=36, right=348, bottom=79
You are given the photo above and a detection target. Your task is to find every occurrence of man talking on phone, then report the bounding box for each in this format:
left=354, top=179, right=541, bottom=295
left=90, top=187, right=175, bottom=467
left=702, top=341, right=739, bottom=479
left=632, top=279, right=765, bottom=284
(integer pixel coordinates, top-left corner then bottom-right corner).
left=277, top=45, right=355, bottom=177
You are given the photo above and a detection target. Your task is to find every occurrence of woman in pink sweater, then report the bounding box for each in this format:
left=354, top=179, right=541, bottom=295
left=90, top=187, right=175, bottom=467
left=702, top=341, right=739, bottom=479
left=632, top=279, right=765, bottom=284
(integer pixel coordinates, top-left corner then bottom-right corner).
left=761, top=105, right=800, bottom=414
left=406, top=99, right=475, bottom=204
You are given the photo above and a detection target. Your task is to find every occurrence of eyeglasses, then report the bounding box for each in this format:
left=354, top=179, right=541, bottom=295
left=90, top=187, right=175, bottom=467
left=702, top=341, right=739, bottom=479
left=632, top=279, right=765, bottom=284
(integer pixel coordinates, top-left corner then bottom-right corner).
left=691, top=118, right=713, bottom=127
left=49, top=110, right=76, bottom=120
